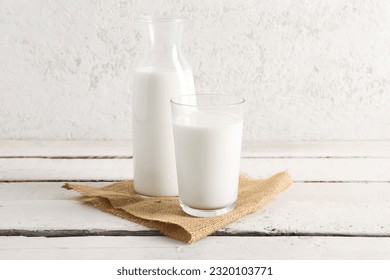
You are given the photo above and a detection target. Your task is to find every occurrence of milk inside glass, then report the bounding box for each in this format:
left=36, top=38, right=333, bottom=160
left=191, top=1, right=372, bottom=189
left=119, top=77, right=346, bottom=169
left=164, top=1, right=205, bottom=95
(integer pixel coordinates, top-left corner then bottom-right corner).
left=133, top=68, right=194, bottom=196
left=173, top=110, right=243, bottom=210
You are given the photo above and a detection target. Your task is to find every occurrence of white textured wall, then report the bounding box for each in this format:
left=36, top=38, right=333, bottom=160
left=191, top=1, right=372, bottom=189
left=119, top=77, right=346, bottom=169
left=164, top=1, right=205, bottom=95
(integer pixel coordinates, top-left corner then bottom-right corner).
left=1, top=0, right=390, bottom=140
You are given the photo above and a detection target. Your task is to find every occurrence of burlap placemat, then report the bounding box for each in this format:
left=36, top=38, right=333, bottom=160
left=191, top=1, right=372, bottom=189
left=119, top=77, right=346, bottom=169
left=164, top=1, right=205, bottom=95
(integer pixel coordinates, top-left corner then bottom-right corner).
left=63, top=172, right=292, bottom=243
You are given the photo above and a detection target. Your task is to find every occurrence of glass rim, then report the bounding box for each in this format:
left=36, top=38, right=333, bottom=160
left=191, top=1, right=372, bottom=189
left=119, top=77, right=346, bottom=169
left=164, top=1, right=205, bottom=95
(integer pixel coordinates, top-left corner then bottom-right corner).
left=170, top=94, right=245, bottom=107
left=135, top=16, right=187, bottom=23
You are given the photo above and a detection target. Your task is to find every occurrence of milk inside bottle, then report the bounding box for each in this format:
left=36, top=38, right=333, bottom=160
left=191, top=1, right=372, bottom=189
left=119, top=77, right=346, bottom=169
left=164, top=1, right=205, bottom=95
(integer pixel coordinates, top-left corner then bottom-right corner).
left=132, top=17, right=195, bottom=196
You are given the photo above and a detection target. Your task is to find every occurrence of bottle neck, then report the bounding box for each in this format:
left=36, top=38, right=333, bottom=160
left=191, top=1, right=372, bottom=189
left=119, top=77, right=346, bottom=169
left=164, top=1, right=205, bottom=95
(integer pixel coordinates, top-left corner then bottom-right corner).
left=147, top=21, right=183, bottom=47
left=138, top=18, right=189, bottom=71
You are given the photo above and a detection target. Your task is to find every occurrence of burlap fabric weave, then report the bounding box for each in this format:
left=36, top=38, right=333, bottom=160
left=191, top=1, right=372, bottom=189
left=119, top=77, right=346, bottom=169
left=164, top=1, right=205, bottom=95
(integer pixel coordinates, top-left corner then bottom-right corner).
left=63, top=172, right=292, bottom=243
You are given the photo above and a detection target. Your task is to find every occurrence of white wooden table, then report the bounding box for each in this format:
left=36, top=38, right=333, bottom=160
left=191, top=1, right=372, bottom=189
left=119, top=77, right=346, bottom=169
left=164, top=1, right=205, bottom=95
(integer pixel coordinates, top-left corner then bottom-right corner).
left=1, top=141, right=390, bottom=259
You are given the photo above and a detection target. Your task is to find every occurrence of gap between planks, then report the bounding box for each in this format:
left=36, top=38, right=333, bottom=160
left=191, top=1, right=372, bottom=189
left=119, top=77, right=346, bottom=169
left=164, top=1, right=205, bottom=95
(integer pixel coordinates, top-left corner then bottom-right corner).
left=2, top=180, right=390, bottom=183
left=2, top=156, right=390, bottom=159
left=0, top=156, right=132, bottom=159
left=0, top=180, right=122, bottom=183
left=1, top=229, right=390, bottom=238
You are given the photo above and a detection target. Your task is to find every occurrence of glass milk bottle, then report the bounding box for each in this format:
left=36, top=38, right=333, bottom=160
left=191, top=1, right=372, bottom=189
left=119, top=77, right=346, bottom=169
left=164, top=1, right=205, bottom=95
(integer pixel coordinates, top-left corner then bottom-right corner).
left=132, top=16, right=195, bottom=196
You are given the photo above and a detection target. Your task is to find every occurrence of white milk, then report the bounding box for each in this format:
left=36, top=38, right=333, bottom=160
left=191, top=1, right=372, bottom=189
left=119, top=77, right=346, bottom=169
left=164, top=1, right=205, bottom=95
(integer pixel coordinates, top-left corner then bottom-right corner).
left=173, top=111, right=243, bottom=209
left=133, top=68, right=195, bottom=196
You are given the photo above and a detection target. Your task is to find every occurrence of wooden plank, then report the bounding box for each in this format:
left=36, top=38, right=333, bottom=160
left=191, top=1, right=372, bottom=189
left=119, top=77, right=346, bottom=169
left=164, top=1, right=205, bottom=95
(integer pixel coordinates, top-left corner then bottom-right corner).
left=242, top=157, right=390, bottom=182
left=0, top=158, right=132, bottom=181
left=0, top=182, right=109, bottom=200
left=0, top=200, right=148, bottom=232
left=223, top=182, right=390, bottom=236
left=1, top=141, right=390, bottom=158
left=1, top=157, right=390, bottom=182
left=1, top=236, right=390, bottom=259
left=1, top=182, right=389, bottom=236
left=242, top=141, right=390, bottom=158
left=0, top=141, right=133, bottom=157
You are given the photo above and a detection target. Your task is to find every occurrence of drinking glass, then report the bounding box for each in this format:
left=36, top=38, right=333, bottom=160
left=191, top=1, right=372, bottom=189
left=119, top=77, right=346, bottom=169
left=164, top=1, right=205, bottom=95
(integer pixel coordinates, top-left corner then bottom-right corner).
left=171, top=94, right=245, bottom=217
